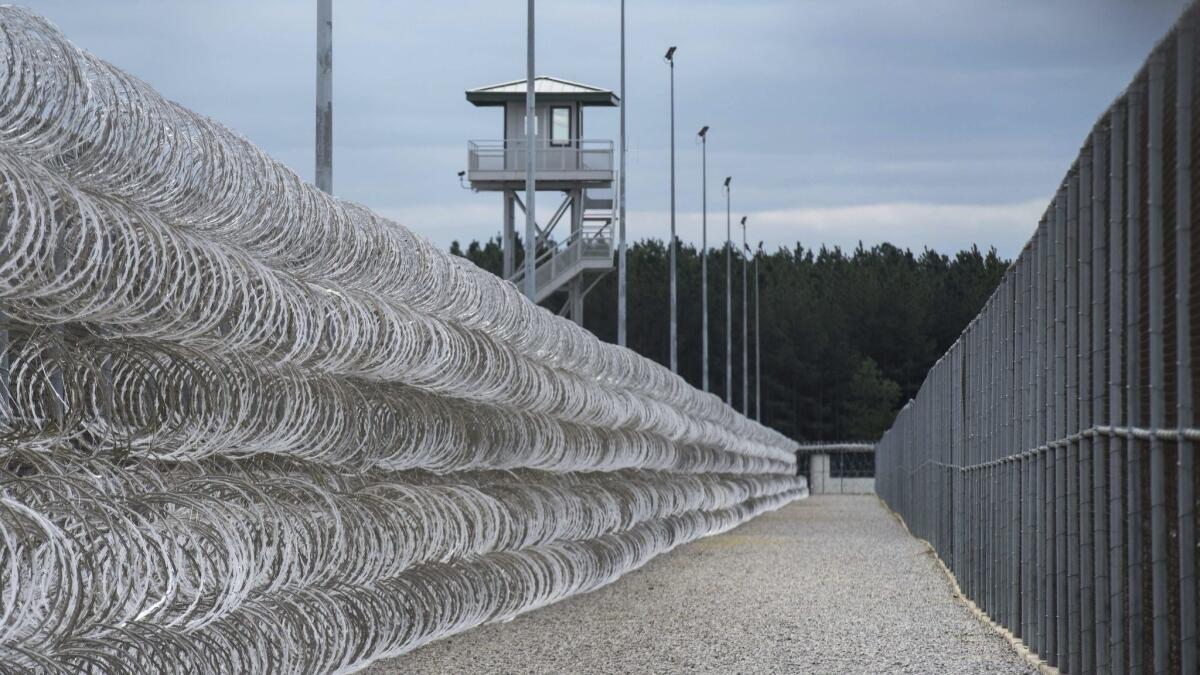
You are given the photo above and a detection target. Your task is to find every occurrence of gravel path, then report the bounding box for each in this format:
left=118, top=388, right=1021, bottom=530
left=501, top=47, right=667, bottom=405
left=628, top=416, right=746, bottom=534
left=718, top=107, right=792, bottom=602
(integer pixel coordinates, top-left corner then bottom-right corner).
left=365, top=496, right=1033, bottom=674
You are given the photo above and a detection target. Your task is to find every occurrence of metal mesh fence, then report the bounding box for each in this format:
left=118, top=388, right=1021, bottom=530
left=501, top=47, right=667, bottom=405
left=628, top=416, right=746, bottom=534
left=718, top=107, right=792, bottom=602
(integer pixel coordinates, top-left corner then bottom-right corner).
left=875, top=8, right=1199, bottom=673
left=829, top=452, right=875, bottom=479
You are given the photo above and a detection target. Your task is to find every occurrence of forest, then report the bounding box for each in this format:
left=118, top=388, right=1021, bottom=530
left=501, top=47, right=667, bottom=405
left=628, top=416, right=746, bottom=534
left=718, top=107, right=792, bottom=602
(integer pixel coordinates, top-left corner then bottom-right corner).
left=450, top=236, right=1009, bottom=442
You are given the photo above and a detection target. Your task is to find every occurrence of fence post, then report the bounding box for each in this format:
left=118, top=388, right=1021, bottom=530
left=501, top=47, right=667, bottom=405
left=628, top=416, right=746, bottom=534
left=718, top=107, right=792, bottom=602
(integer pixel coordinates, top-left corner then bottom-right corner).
left=1040, top=214, right=1053, bottom=660
left=1091, top=117, right=1111, bottom=675
left=990, top=295, right=999, bottom=617
left=983, top=304, right=992, bottom=613
left=1067, top=167, right=1082, bottom=675
left=1126, top=78, right=1146, bottom=675
left=1009, top=273, right=1021, bottom=632
left=1145, top=49, right=1170, bottom=675
left=1174, top=16, right=1197, bottom=670
left=1080, top=143, right=1096, bottom=674
left=954, top=341, right=965, bottom=582
left=1055, top=184, right=1069, bottom=670
left=1109, top=96, right=1128, bottom=675
left=975, top=319, right=985, bottom=604
left=1022, top=248, right=1037, bottom=644
left=998, top=284, right=1008, bottom=625
left=967, top=329, right=977, bottom=600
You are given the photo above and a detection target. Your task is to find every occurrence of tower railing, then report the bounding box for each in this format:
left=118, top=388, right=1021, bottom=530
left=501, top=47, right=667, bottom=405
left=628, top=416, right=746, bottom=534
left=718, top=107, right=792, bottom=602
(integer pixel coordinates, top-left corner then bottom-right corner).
left=468, top=138, right=613, bottom=177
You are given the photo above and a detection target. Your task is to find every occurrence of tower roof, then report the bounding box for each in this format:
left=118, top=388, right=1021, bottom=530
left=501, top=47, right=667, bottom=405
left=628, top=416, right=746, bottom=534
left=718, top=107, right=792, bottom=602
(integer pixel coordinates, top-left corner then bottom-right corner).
left=466, top=76, right=619, bottom=107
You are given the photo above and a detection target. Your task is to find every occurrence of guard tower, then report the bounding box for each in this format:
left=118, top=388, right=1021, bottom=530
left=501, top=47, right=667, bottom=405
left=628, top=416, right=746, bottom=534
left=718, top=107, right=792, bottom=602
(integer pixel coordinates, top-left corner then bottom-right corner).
left=465, top=76, right=618, bottom=325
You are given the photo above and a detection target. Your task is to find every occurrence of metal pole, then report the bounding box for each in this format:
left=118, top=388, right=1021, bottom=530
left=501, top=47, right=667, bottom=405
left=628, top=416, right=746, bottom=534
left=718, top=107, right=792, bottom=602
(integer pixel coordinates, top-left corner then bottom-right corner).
left=982, top=303, right=990, bottom=616
left=1021, top=251, right=1035, bottom=645
left=524, top=0, right=537, bottom=300
left=1039, top=215, right=1052, bottom=661
left=1054, top=185, right=1067, bottom=670
left=1008, top=271, right=1020, bottom=635
left=502, top=192, right=514, bottom=278
left=666, top=47, right=677, bottom=373
left=1004, top=275, right=1014, bottom=629
left=1108, top=98, right=1126, bottom=674
left=741, top=216, right=748, bottom=415
left=966, top=327, right=973, bottom=602
left=1146, top=52, right=1168, bottom=675
left=970, top=313, right=980, bottom=605
left=1175, top=20, right=1197, bottom=670
left=1078, top=149, right=1095, bottom=674
left=1000, top=280, right=1009, bottom=625
left=1033, top=220, right=1042, bottom=655
left=1066, top=169, right=1080, bottom=675
left=1090, top=122, right=1109, bottom=675
left=700, top=127, right=709, bottom=391
left=617, top=0, right=627, bottom=346
left=1126, top=82, right=1144, bottom=673
left=954, top=339, right=965, bottom=607
left=315, top=0, right=332, bottom=194
left=986, top=299, right=995, bottom=617
left=725, top=177, right=732, bottom=407
left=755, top=246, right=761, bottom=422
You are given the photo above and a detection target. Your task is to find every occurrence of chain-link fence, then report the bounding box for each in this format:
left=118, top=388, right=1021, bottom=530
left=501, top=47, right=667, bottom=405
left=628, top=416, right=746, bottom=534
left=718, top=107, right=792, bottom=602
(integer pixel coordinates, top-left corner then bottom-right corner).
left=876, top=7, right=1199, bottom=674
left=796, top=442, right=876, bottom=494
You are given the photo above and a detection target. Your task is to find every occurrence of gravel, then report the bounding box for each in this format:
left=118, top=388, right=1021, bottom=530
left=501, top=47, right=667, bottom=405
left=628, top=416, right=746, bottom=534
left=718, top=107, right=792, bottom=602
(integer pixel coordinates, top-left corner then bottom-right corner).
left=364, top=495, right=1034, bottom=674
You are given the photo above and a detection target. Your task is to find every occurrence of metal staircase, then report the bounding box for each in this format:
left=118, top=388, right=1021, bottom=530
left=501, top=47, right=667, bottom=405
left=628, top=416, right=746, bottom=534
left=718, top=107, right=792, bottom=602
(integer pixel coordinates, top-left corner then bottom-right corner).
left=509, top=186, right=615, bottom=304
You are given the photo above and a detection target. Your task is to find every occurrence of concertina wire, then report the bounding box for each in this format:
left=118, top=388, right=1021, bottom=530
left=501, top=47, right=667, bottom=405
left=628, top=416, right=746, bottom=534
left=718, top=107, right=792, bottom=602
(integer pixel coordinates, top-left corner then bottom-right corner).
left=0, top=7, right=806, bottom=672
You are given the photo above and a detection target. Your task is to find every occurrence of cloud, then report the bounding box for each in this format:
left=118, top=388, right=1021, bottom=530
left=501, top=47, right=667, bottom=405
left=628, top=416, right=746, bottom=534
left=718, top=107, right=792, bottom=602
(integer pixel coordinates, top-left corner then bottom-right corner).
left=15, top=0, right=1178, bottom=264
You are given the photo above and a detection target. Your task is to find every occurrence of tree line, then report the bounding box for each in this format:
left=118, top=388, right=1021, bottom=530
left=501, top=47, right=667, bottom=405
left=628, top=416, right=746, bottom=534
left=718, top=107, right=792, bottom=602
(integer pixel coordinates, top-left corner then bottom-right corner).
left=450, top=236, right=1008, bottom=442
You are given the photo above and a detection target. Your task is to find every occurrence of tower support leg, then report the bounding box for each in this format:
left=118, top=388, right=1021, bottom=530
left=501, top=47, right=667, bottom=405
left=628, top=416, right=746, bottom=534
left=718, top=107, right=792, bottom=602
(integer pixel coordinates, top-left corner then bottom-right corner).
left=503, top=190, right=515, bottom=279
left=570, top=276, right=584, bottom=326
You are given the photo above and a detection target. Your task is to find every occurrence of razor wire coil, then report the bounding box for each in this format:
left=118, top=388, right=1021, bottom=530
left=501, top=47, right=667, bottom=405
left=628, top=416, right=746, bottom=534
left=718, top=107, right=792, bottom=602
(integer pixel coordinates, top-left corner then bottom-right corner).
left=0, top=7, right=805, bottom=672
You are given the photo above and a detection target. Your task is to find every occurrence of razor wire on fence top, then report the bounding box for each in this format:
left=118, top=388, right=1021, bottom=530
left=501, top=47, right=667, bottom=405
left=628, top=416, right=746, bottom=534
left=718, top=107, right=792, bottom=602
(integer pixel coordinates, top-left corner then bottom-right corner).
left=876, top=5, right=1199, bottom=674
left=0, top=7, right=806, bottom=672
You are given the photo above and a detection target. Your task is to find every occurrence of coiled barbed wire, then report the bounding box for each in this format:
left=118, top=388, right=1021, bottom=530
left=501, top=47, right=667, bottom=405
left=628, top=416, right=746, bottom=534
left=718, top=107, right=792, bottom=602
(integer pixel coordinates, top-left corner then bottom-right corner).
left=0, top=454, right=802, bottom=656
left=0, top=8, right=791, bottom=458
left=0, top=327, right=792, bottom=474
left=0, top=6, right=807, bottom=672
left=0, top=141, right=791, bottom=467
left=3, top=489, right=799, bottom=673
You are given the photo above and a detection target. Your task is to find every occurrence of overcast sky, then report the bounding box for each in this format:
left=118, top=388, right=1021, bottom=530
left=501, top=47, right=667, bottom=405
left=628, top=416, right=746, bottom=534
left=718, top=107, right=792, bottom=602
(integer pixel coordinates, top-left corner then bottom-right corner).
left=19, top=0, right=1189, bottom=259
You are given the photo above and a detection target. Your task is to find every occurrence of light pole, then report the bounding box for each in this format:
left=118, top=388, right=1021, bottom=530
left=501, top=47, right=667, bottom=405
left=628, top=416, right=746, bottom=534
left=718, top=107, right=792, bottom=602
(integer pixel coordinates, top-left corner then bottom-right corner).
left=724, top=176, right=732, bottom=407
left=741, top=215, right=748, bottom=415
left=315, top=0, right=332, bottom=193
left=617, top=0, right=627, bottom=346
left=523, top=0, right=536, bottom=300
left=665, top=46, right=677, bottom=374
left=755, top=242, right=762, bottom=423
left=698, top=125, right=709, bottom=391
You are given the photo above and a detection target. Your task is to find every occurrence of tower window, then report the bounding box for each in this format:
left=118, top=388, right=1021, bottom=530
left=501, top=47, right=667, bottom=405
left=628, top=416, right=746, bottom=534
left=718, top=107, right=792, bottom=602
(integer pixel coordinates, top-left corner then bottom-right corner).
left=550, top=106, right=571, bottom=146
